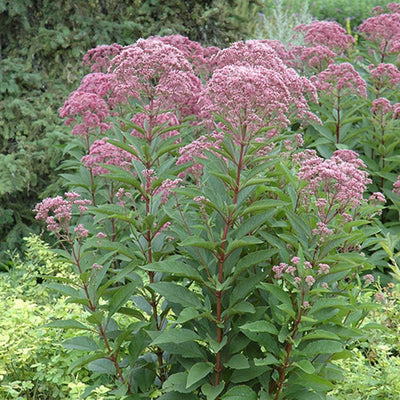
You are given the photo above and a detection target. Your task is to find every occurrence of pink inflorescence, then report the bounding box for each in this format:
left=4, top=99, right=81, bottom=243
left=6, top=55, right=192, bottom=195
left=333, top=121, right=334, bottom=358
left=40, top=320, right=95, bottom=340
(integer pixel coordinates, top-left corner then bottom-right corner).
left=202, top=63, right=318, bottom=140
left=82, top=43, right=124, bottom=73
left=294, top=20, right=354, bottom=54
left=289, top=45, right=336, bottom=74
left=155, top=34, right=220, bottom=77
left=108, top=38, right=203, bottom=117
left=311, top=62, right=367, bottom=98
left=211, top=40, right=288, bottom=72
left=393, top=174, right=400, bottom=194
left=295, top=149, right=371, bottom=215
left=369, top=63, right=400, bottom=91
left=358, top=8, right=400, bottom=60
left=59, top=91, right=111, bottom=137
left=34, top=192, right=91, bottom=234
left=81, top=137, right=136, bottom=176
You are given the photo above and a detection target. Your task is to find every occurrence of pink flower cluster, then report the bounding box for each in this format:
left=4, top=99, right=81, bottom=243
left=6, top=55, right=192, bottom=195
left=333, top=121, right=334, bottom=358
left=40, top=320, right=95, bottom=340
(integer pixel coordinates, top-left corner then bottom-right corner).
left=82, top=43, right=123, bottom=73
left=202, top=63, right=317, bottom=140
left=369, top=63, right=400, bottom=92
left=294, top=20, right=354, bottom=54
left=34, top=192, right=91, bottom=234
left=358, top=8, right=400, bottom=60
left=59, top=91, right=111, bottom=137
left=176, top=132, right=224, bottom=178
left=289, top=45, right=336, bottom=74
left=371, top=97, right=400, bottom=120
left=155, top=34, right=220, bottom=77
left=272, top=256, right=330, bottom=288
left=311, top=63, right=367, bottom=98
left=109, top=38, right=202, bottom=117
left=81, top=137, right=136, bottom=176
left=295, top=149, right=371, bottom=219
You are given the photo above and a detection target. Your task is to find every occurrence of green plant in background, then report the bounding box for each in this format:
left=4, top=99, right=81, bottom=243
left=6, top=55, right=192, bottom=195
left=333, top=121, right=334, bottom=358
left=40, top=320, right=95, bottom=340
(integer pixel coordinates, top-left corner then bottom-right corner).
left=0, top=235, right=93, bottom=399
left=254, top=0, right=313, bottom=44
left=327, top=284, right=400, bottom=399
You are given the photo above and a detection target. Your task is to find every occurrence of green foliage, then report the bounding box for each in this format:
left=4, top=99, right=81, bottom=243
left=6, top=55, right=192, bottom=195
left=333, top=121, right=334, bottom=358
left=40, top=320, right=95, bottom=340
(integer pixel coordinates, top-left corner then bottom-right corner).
left=328, top=285, right=400, bottom=399
left=0, top=235, right=92, bottom=399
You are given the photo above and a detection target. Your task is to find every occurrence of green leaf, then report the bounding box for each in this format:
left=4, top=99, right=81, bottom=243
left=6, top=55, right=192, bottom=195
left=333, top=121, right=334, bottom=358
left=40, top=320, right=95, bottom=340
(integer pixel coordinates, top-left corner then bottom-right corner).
left=294, top=359, right=315, bottom=374
left=150, top=282, right=202, bottom=308
left=87, top=358, right=116, bottom=375
left=225, top=354, right=250, bottom=369
left=201, top=382, right=225, bottom=400
left=176, top=307, right=200, bottom=324
left=141, top=258, right=203, bottom=282
left=150, top=328, right=200, bottom=345
left=294, top=373, right=334, bottom=392
left=240, top=321, right=278, bottom=335
left=45, top=282, right=80, bottom=298
left=163, top=372, right=197, bottom=394
left=300, top=330, right=341, bottom=341
left=186, top=362, right=214, bottom=388
left=179, top=236, right=216, bottom=251
left=225, top=302, right=255, bottom=317
left=222, top=385, right=257, bottom=400
left=45, top=319, right=91, bottom=331
left=226, top=236, right=264, bottom=253
left=302, top=340, right=343, bottom=355
left=233, top=249, right=276, bottom=278
left=63, top=336, right=99, bottom=351
left=109, top=282, right=137, bottom=317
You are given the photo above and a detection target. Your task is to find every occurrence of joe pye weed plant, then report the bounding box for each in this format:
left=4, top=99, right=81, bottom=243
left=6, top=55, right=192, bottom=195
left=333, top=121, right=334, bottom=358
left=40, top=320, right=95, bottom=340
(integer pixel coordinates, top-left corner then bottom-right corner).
left=34, top=29, right=388, bottom=399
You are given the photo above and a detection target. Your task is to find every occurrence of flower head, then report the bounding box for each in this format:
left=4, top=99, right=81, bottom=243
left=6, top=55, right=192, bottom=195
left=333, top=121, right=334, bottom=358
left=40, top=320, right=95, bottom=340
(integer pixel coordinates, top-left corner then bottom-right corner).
left=294, top=20, right=354, bottom=53
left=81, top=137, right=136, bottom=176
left=311, top=62, right=367, bottom=98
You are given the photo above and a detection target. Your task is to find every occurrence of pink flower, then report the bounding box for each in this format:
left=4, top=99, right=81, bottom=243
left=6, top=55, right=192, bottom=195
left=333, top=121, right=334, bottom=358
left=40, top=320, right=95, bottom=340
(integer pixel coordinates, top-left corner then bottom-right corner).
left=294, top=20, right=354, bottom=54
left=154, top=179, right=183, bottom=203
left=211, top=40, right=288, bottom=72
left=374, top=292, right=385, bottom=302
left=369, top=192, right=386, bottom=203
left=362, top=274, right=375, bottom=284
left=311, top=63, right=367, bottom=98
left=272, top=263, right=288, bottom=279
left=81, top=137, right=136, bottom=176
left=305, top=275, right=315, bottom=286
left=321, top=282, right=329, bottom=289
left=296, top=149, right=371, bottom=210
left=91, top=263, right=103, bottom=270
left=34, top=193, right=91, bottom=234
left=358, top=11, right=400, bottom=60
left=74, top=224, right=89, bottom=238
left=82, top=43, right=123, bottom=73
left=318, top=263, right=330, bottom=275
left=291, top=256, right=300, bottom=265
left=59, top=91, right=111, bottom=137
left=108, top=38, right=202, bottom=117
left=369, top=63, right=400, bottom=92
left=393, top=174, right=400, bottom=194
left=155, top=34, right=220, bottom=77
left=289, top=45, right=336, bottom=74
left=202, top=64, right=318, bottom=141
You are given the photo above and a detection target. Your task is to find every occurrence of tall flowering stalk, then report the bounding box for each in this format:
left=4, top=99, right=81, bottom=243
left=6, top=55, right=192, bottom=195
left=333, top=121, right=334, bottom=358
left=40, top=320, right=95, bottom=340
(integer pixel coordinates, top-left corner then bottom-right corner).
left=310, top=62, right=367, bottom=144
